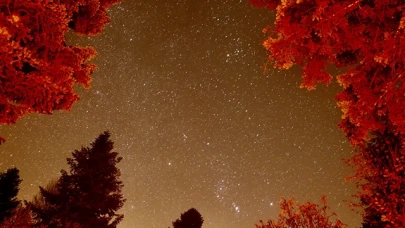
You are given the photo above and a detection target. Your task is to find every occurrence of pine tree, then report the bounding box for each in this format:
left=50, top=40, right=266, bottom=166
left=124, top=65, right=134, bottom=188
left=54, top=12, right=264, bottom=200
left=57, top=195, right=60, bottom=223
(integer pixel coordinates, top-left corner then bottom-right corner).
left=0, top=168, right=22, bottom=224
left=30, top=180, right=65, bottom=227
left=31, top=131, right=125, bottom=227
left=172, top=208, right=204, bottom=228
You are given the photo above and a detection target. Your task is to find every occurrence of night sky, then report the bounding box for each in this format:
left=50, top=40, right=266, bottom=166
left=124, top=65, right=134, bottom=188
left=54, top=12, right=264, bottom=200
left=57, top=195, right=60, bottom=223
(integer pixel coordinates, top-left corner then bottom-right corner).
left=0, top=1, right=362, bottom=227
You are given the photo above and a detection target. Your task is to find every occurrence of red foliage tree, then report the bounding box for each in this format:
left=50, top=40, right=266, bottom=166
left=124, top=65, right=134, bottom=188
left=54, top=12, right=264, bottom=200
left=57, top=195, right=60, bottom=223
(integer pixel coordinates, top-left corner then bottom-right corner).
left=0, top=0, right=120, bottom=143
left=0, top=203, right=51, bottom=228
left=255, top=196, right=346, bottom=228
left=250, top=0, right=405, bottom=226
left=1, top=204, right=32, bottom=228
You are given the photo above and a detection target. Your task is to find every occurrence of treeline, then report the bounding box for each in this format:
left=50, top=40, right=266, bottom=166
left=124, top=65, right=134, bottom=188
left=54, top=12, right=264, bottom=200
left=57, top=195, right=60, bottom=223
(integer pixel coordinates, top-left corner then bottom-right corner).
left=0, top=132, right=206, bottom=228
left=0, top=132, right=124, bottom=227
left=0, top=126, right=346, bottom=227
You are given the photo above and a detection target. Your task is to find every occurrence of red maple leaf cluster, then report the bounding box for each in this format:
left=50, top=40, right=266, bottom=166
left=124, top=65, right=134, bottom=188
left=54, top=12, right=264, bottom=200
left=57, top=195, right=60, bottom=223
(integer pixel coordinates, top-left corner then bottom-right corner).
left=250, top=0, right=405, bottom=226
left=0, top=0, right=120, bottom=143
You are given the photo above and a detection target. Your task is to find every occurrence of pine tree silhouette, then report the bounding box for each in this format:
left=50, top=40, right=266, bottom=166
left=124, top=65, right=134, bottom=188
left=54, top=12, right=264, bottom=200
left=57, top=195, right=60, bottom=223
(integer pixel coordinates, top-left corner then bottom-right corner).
left=0, top=168, right=21, bottom=224
left=31, top=131, right=125, bottom=227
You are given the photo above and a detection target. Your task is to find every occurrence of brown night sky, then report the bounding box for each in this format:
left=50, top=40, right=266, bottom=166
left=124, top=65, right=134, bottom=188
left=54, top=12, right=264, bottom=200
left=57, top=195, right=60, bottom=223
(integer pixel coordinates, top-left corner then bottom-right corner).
left=0, top=1, right=362, bottom=227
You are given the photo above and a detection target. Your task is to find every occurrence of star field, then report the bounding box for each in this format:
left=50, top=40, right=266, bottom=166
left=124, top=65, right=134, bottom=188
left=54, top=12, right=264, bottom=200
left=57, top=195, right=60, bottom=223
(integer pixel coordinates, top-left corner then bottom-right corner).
left=0, top=1, right=361, bottom=227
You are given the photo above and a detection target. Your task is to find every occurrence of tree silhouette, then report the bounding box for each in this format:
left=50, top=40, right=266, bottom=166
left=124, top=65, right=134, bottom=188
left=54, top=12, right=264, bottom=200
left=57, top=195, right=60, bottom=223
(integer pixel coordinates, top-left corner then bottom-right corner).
left=0, top=0, right=120, bottom=143
left=172, top=208, right=204, bottom=228
left=255, top=197, right=346, bottom=228
left=30, top=180, right=64, bottom=227
left=31, top=131, right=125, bottom=227
left=0, top=167, right=22, bottom=224
left=250, top=0, right=405, bottom=225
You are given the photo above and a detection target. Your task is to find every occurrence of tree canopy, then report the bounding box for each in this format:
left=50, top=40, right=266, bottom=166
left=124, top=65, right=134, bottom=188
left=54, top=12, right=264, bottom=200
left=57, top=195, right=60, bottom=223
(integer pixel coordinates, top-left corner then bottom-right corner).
left=250, top=0, right=405, bottom=226
left=172, top=208, right=204, bottom=228
left=0, top=0, right=120, bottom=143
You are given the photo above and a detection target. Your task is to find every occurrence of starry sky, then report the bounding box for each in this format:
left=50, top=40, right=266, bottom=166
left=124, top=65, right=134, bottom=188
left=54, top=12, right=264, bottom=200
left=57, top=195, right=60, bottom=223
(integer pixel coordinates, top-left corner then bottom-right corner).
left=0, top=1, right=362, bottom=227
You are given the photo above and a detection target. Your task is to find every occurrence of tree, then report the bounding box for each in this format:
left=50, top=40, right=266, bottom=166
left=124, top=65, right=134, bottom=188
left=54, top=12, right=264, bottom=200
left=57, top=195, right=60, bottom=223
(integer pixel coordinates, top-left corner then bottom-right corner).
left=361, top=197, right=390, bottom=228
left=0, top=167, right=22, bottom=224
left=172, top=208, right=204, bottom=228
left=0, top=0, right=120, bottom=143
left=30, top=131, right=125, bottom=227
left=255, top=196, right=346, bottom=228
left=30, top=179, right=65, bottom=227
left=1, top=203, right=39, bottom=228
left=250, top=0, right=405, bottom=226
